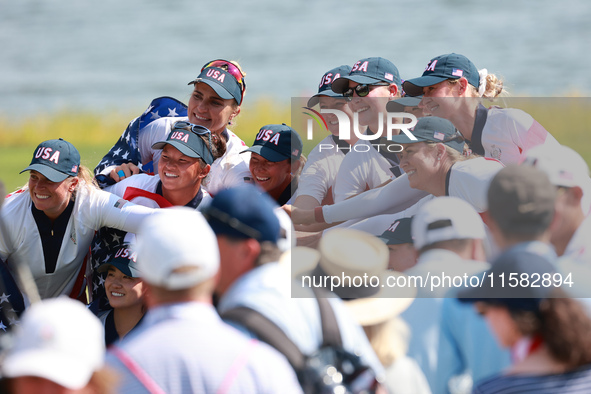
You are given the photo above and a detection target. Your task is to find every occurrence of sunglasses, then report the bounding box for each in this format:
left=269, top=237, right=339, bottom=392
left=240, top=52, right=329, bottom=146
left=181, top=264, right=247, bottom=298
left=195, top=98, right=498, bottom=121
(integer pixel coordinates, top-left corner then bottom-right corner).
left=343, top=82, right=390, bottom=98
left=172, top=121, right=213, bottom=155
left=202, top=59, right=247, bottom=101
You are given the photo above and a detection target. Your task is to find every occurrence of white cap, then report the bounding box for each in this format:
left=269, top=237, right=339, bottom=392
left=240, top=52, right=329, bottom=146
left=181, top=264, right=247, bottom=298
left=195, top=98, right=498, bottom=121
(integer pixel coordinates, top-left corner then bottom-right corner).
left=2, top=297, right=104, bottom=389
left=524, top=144, right=591, bottom=213
left=135, top=207, right=220, bottom=290
left=412, top=196, right=486, bottom=250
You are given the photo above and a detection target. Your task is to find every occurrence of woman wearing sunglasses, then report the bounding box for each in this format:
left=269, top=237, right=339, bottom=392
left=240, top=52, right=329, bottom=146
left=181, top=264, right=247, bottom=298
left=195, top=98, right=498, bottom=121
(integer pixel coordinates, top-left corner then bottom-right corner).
left=290, top=117, right=503, bottom=231
left=402, top=53, right=561, bottom=165
left=328, top=57, right=407, bottom=203
left=98, top=59, right=251, bottom=195
left=90, top=121, right=224, bottom=304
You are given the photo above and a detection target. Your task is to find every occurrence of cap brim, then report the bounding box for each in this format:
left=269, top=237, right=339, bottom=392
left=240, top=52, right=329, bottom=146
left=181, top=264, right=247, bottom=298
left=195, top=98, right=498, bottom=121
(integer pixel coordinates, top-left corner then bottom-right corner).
left=97, top=262, right=139, bottom=278
left=243, top=145, right=289, bottom=162
left=189, top=78, right=237, bottom=102
left=386, top=97, right=422, bottom=112
left=3, top=350, right=92, bottom=390
left=402, top=76, right=450, bottom=96
left=307, top=91, right=343, bottom=107
left=20, top=164, right=69, bottom=183
left=151, top=141, right=203, bottom=159
left=378, top=235, right=411, bottom=246
left=389, top=134, right=429, bottom=144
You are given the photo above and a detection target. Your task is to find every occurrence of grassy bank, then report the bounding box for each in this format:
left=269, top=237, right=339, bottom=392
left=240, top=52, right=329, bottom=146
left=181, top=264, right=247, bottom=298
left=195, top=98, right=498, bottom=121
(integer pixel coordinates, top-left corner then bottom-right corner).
left=1, top=97, right=589, bottom=193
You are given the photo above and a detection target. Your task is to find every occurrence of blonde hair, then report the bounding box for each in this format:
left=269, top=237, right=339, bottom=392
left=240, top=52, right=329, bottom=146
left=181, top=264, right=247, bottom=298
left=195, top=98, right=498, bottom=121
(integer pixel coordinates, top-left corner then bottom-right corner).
left=448, top=73, right=505, bottom=99
left=425, top=143, right=480, bottom=163
left=72, top=165, right=99, bottom=200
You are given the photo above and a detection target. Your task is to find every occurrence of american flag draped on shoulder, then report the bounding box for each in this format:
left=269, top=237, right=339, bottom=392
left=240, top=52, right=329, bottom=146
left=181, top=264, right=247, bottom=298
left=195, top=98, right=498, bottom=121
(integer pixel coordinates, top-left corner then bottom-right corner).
left=90, top=97, right=187, bottom=307
left=0, top=259, right=25, bottom=335
left=94, top=96, right=188, bottom=188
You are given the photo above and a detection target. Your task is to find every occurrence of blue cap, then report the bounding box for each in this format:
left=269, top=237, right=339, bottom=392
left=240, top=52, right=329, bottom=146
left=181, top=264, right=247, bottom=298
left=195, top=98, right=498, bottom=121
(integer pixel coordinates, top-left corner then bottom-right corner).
left=332, top=57, right=401, bottom=94
left=97, top=244, right=141, bottom=278
left=188, top=66, right=244, bottom=105
left=389, top=116, right=465, bottom=153
left=21, top=138, right=80, bottom=182
left=378, top=217, right=413, bottom=245
left=152, top=121, right=215, bottom=165
left=403, top=53, right=480, bottom=97
left=385, top=96, right=423, bottom=113
left=459, top=250, right=557, bottom=311
left=307, top=65, right=352, bottom=107
left=243, top=124, right=303, bottom=162
left=202, top=185, right=281, bottom=243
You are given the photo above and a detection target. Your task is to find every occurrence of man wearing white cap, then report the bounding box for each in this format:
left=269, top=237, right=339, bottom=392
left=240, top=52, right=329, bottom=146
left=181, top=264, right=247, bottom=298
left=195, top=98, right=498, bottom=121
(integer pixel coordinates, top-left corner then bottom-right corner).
left=1, top=297, right=110, bottom=393
left=523, top=144, right=591, bottom=263
left=105, top=207, right=302, bottom=394
left=400, top=196, right=509, bottom=393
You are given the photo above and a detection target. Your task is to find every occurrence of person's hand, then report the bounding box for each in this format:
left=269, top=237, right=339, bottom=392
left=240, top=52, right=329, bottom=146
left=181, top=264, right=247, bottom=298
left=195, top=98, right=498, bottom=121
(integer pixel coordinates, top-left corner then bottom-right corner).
left=109, top=163, right=140, bottom=183
left=290, top=207, right=317, bottom=226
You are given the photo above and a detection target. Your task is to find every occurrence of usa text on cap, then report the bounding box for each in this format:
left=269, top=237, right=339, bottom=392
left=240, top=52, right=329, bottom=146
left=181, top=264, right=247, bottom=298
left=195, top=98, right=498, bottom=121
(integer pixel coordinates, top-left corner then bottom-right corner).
left=20, top=138, right=80, bottom=182
left=242, top=124, right=303, bottom=162
left=332, top=57, right=401, bottom=94
left=402, top=53, right=479, bottom=97
left=188, top=59, right=246, bottom=105
left=307, top=64, right=352, bottom=107
left=152, top=121, right=215, bottom=165
left=97, top=244, right=142, bottom=278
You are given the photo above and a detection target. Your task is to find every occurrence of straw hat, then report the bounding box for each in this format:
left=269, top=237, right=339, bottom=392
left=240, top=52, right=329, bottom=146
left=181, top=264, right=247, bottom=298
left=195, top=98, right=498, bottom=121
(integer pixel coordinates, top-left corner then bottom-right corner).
left=288, top=228, right=416, bottom=325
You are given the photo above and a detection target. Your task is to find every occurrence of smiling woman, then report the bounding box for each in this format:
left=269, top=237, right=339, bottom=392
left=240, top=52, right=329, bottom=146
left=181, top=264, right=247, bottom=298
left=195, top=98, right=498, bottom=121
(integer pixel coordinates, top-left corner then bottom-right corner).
left=0, top=139, right=155, bottom=301
left=290, top=117, right=504, bottom=228
left=95, top=59, right=252, bottom=196
left=96, top=244, right=146, bottom=346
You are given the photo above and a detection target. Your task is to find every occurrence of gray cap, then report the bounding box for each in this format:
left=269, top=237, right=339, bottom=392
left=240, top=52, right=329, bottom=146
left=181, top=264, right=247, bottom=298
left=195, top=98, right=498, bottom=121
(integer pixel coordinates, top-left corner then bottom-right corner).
left=487, top=165, right=556, bottom=235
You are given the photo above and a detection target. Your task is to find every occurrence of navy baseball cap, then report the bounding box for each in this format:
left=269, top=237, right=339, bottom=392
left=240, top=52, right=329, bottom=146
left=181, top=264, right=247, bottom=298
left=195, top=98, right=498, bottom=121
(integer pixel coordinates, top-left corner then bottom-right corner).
left=21, top=138, right=80, bottom=182
left=188, top=62, right=244, bottom=105
left=152, top=121, right=215, bottom=165
left=389, top=116, right=465, bottom=153
left=332, top=57, right=401, bottom=94
left=459, top=249, right=557, bottom=311
left=97, top=245, right=141, bottom=278
left=307, top=65, right=352, bottom=107
left=243, top=124, right=303, bottom=163
left=385, top=96, right=423, bottom=113
left=378, top=217, right=413, bottom=246
left=202, top=185, right=281, bottom=243
left=403, top=53, right=480, bottom=97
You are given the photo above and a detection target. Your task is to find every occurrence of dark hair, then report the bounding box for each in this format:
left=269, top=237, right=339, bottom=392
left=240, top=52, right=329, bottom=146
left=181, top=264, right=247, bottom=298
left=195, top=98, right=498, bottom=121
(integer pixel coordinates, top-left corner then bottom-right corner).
left=512, top=293, right=591, bottom=368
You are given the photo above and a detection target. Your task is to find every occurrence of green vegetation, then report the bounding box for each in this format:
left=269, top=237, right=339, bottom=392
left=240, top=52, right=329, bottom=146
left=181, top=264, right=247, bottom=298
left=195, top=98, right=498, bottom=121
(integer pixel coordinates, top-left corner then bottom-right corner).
left=1, top=98, right=589, bottom=194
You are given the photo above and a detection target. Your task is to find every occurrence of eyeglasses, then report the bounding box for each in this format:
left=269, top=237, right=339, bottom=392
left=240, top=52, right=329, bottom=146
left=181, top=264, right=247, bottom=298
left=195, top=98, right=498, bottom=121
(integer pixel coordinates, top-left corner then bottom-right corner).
left=202, top=59, right=247, bottom=101
left=343, top=82, right=390, bottom=98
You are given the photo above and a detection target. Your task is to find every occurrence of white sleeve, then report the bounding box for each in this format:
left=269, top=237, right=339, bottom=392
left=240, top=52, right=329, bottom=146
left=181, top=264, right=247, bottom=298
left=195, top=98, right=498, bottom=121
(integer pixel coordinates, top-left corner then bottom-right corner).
left=322, top=174, right=429, bottom=224
left=85, top=188, right=155, bottom=233
left=341, top=197, right=433, bottom=236
left=297, top=158, right=331, bottom=204
left=333, top=150, right=371, bottom=203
